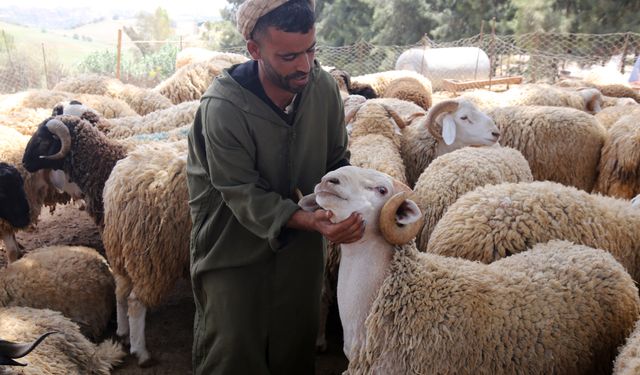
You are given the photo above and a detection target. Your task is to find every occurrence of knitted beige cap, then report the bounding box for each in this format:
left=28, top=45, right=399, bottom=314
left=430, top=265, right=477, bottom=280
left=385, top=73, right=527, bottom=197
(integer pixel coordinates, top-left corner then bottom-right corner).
left=236, top=0, right=315, bottom=41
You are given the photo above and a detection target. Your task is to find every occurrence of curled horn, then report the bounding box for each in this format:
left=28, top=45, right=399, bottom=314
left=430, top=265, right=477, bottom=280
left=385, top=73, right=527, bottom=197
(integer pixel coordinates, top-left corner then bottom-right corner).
left=424, top=100, right=459, bottom=141
left=406, top=112, right=427, bottom=126
left=380, top=104, right=407, bottom=130
left=40, top=119, right=71, bottom=160
left=0, top=331, right=57, bottom=366
left=344, top=102, right=365, bottom=125
left=379, top=180, right=423, bottom=245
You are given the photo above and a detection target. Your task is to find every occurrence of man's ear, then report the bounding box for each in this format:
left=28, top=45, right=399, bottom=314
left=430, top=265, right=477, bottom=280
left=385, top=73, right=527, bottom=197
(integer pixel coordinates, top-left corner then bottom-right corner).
left=247, top=40, right=261, bottom=60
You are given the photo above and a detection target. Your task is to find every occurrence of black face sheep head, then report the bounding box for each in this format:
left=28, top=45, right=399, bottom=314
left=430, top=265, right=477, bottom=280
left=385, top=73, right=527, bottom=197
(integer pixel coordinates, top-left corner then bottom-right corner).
left=52, top=100, right=101, bottom=125
left=0, top=163, right=30, bottom=228
left=22, top=118, right=72, bottom=173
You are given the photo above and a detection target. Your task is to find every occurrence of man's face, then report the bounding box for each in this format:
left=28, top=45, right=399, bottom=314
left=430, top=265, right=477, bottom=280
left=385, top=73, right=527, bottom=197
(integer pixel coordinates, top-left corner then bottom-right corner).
left=249, top=26, right=317, bottom=94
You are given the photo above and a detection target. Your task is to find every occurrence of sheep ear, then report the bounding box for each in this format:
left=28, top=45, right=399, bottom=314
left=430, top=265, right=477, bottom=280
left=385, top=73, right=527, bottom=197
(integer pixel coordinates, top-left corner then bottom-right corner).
left=396, top=199, right=422, bottom=225
left=442, top=114, right=456, bottom=145
left=299, top=193, right=320, bottom=212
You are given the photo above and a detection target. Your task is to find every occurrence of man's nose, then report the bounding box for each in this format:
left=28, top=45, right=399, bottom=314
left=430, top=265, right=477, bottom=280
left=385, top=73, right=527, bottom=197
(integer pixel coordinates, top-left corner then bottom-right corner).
left=296, top=53, right=312, bottom=73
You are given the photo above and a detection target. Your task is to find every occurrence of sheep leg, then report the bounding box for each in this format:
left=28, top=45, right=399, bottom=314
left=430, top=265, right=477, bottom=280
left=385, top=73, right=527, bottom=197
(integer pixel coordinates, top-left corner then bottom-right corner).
left=128, top=291, right=153, bottom=367
left=2, top=233, right=21, bottom=264
left=114, top=274, right=131, bottom=344
left=316, top=281, right=330, bottom=352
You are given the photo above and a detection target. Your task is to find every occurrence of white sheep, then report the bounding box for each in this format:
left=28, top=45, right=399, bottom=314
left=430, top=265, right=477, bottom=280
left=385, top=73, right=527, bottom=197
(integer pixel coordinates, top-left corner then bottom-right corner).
left=413, top=146, right=533, bottom=250
left=400, top=98, right=501, bottom=187
left=488, top=105, right=607, bottom=192
left=427, top=181, right=640, bottom=281
left=614, top=318, right=640, bottom=375
left=0, top=107, right=51, bottom=136
left=299, top=166, right=640, bottom=374
left=350, top=70, right=433, bottom=99
left=0, top=306, right=125, bottom=374
left=0, top=245, right=115, bottom=340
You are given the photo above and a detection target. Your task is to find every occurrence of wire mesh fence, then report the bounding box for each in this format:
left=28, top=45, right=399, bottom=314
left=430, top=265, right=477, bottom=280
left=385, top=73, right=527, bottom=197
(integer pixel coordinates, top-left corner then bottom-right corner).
left=1, top=31, right=639, bottom=94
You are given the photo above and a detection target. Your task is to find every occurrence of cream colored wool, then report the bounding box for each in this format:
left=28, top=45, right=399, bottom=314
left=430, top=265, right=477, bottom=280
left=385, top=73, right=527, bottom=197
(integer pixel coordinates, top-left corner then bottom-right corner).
left=0, top=306, right=125, bottom=375
left=349, top=240, right=640, bottom=374
left=381, top=76, right=433, bottom=110
left=104, top=100, right=199, bottom=139
left=0, top=245, right=115, bottom=340
left=489, top=105, right=606, bottom=192
left=427, top=181, right=640, bottom=282
left=351, top=70, right=432, bottom=98
left=154, top=56, right=245, bottom=104
left=347, top=101, right=406, bottom=148
left=462, top=83, right=600, bottom=112
left=53, top=74, right=173, bottom=116
left=349, top=135, right=408, bottom=185
left=414, top=146, right=533, bottom=251
left=399, top=116, right=438, bottom=188
left=368, top=97, right=427, bottom=120
left=614, top=319, right=640, bottom=375
left=593, top=113, right=640, bottom=199
left=0, top=126, right=70, bottom=263
left=116, top=125, right=191, bottom=151
left=102, top=140, right=190, bottom=309
left=0, top=107, right=51, bottom=136
left=176, top=50, right=248, bottom=70
left=595, top=105, right=640, bottom=129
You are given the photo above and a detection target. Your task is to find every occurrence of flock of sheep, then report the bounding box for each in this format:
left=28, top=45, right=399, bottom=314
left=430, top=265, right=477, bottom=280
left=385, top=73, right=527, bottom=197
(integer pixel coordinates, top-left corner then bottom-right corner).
left=0, top=45, right=639, bottom=374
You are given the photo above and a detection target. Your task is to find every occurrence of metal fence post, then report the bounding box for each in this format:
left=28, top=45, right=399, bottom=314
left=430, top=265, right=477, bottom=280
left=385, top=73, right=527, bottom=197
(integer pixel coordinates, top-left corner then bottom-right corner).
left=41, top=43, right=49, bottom=89
left=116, top=29, right=122, bottom=80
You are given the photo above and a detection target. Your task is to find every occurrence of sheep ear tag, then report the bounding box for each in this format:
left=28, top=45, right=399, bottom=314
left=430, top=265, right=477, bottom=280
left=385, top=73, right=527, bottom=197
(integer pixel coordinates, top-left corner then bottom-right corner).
left=442, top=114, right=456, bottom=145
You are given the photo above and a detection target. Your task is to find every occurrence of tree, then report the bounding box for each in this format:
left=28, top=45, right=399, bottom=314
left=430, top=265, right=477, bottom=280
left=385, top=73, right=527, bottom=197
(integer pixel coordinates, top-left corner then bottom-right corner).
left=201, top=20, right=245, bottom=50
left=123, top=7, right=174, bottom=56
left=316, top=0, right=374, bottom=46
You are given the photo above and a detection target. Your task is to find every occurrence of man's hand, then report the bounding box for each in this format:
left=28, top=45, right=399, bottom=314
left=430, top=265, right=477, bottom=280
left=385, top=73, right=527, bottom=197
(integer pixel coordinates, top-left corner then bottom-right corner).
left=287, top=209, right=365, bottom=244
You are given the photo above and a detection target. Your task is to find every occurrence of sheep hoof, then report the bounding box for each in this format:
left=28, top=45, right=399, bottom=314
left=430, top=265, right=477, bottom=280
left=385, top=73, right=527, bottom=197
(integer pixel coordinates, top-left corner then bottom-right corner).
left=137, top=354, right=156, bottom=368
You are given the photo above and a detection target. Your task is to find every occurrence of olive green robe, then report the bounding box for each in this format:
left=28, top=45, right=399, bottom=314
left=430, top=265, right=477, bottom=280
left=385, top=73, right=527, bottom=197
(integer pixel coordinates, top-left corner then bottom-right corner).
left=187, top=60, right=349, bottom=374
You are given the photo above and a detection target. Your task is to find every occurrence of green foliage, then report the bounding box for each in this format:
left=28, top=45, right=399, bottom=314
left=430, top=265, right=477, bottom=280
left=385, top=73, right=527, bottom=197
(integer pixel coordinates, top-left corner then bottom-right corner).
left=123, top=7, right=174, bottom=56
left=201, top=20, right=245, bottom=50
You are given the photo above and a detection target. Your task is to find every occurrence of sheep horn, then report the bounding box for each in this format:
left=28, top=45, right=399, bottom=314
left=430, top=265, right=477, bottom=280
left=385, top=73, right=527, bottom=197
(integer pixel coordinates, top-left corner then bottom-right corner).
left=406, top=112, right=427, bottom=126
left=0, top=331, right=56, bottom=366
left=379, top=191, right=424, bottom=245
left=344, top=103, right=364, bottom=125
left=40, top=119, right=71, bottom=160
left=380, top=104, right=407, bottom=129
left=425, top=100, right=459, bottom=141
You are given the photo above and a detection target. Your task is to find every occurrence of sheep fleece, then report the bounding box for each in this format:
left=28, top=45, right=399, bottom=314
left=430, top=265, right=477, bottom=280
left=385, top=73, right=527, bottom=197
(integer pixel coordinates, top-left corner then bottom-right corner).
left=348, top=241, right=640, bottom=374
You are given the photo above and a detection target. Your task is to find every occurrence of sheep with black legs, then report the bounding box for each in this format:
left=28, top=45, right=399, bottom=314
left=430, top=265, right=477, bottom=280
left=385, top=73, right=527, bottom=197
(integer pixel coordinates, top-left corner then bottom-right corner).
left=22, top=115, right=190, bottom=367
left=299, top=166, right=640, bottom=374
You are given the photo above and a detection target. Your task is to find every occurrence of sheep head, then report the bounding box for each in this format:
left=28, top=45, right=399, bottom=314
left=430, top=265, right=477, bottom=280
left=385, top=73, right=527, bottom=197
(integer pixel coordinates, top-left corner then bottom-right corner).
left=0, top=163, right=30, bottom=229
left=22, top=118, right=73, bottom=172
left=299, top=166, right=423, bottom=245
left=425, top=99, right=500, bottom=147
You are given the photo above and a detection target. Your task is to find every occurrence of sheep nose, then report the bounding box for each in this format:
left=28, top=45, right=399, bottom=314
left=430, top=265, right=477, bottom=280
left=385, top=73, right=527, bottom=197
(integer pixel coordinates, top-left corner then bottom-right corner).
left=492, top=131, right=501, bottom=139
left=328, top=177, right=340, bottom=185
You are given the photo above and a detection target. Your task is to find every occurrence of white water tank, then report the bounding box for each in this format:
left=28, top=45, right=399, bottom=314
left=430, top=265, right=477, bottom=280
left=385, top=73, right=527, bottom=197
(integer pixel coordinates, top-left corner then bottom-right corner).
left=395, top=47, right=491, bottom=90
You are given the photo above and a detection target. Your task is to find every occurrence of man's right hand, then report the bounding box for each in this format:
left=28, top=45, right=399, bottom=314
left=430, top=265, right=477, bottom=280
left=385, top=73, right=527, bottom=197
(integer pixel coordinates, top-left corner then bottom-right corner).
left=287, top=209, right=366, bottom=244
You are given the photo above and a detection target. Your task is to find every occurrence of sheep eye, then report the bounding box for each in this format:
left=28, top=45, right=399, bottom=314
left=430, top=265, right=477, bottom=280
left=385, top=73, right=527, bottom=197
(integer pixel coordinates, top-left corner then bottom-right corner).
left=460, top=115, right=468, bottom=121
left=377, top=187, right=388, bottom=195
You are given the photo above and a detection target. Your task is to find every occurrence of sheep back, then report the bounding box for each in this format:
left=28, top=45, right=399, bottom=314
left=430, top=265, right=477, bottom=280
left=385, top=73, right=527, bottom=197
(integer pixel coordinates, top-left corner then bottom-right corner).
left=350, top=240, right=640, bottom=374
left=102, top=141, right=190, bottom=308
left=426, top=181, right=640, bottom=280
left=381, top=76, right=433, bottom=110
left=349, top=134, right=408, bottom=185
left=0, top=245, right=115, bottom=340
left=595, top=105, right=640, bottom=129
left=414, top=146, right=533, bottom=251
left=593, top=114, right=640, bottom=199
left=0, top=306, right=125, bottom=375
left=489, top=105, right=606, bottom=191
left=400, top=120, right=438, bottom=188
left=614, top=319, right=640, bottom=375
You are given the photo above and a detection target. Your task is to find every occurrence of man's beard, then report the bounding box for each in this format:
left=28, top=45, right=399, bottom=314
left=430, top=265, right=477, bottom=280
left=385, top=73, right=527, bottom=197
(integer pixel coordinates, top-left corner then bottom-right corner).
left=263, top=59, right=308, bottom=94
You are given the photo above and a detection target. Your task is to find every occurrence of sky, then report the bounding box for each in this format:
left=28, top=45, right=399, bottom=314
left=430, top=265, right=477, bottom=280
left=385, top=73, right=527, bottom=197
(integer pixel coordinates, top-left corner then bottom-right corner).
left=1, top=0, right=229, bottom=18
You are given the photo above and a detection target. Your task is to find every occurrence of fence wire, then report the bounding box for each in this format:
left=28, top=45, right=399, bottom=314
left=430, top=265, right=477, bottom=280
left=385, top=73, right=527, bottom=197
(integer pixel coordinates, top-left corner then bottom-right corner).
left=1, top=32, right=639, bottom=94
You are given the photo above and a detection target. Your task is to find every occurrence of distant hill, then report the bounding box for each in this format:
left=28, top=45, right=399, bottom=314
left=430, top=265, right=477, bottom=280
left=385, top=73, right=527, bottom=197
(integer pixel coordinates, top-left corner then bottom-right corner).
left=0, top=6, right=135, bottom=30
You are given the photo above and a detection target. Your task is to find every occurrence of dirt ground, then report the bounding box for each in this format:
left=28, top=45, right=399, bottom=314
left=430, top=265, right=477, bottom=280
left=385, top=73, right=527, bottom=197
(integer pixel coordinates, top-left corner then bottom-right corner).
left=3, top=202, right=348, bottom=375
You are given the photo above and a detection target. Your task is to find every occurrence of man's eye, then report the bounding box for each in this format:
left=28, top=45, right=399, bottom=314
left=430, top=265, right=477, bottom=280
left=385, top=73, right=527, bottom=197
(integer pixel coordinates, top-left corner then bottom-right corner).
left=282, top=56, right=296, bottom=62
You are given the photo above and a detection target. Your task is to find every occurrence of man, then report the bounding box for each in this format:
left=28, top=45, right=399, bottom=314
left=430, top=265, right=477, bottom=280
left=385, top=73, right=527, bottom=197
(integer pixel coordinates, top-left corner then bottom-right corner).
left=186, top=0, right=364, bottom=374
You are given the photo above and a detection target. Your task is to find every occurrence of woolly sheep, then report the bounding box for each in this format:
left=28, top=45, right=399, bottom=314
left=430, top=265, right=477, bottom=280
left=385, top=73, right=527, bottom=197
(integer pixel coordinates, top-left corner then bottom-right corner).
left=593, top=113, right=640, bottom=199
left=102, top=140, right=189, bottom=366
left=489, top=105, right=607, bottom=191
left=299, top=166, right=640, bottom=374
left=53, top=74, right=173, bottom=116
left=0, top=306, right=125, bottom=374
left=154, top=54, right=248, bottom=104
left=614, top=319, right=640, bottom=375
left=0, top=107, right=51, bottom=136
left=350, top=70, right=432, bottom=99
left=381, top=76, right=432, bottom=110
left=413, top=146, right=533, bottom=250
left=0, top=125, right=70, bottom=264
left=175, top=48, right=248, bottom=70
left=427, top=181, right=640, bottom=280
left=0, top=163, right=30, bottom=231
left=400, top=98, right=500, bottom=187
left=595, top=105, right=640, bottom=129
left=0, top=245, right=115, bottom=340
left=22, top=116, right=190, bottom=366
left=0, top=90, right=137, bottom=119
left=462, top=84, right=603, bottom=114
left=0, top=331, right=54, bottom=366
